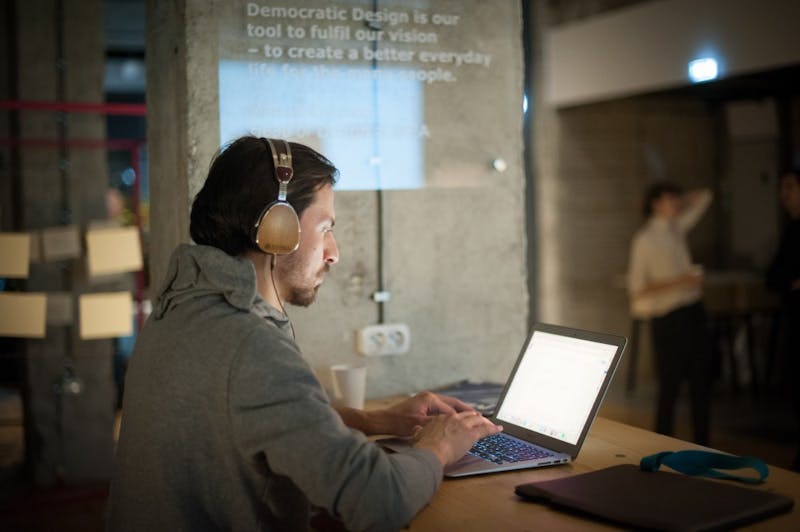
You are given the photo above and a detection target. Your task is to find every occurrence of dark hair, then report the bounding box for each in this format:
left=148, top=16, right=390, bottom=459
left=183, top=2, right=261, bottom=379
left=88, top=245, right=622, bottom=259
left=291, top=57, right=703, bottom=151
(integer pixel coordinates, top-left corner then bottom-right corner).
left=190, top=136, right=338, bottom=255
left=642, top=181, right=684, bottom=218
left=782, top=167, right=800, bottom=184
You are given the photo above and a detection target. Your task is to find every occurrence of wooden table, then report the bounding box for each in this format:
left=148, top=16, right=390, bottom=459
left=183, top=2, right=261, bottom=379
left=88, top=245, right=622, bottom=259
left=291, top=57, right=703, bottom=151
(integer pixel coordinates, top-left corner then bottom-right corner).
left=368, top=400, right=799, bottom=530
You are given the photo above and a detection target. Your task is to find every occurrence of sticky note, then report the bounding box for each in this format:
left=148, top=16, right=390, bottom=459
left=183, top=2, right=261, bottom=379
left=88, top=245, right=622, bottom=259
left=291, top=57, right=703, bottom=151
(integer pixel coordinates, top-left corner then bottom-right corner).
left=0, top=292, right=47, bottom=338
left=85, top=226, right=143, bottom=277
left=79, top=291, right=133, bottom=339
left=0, top=232, right=31, bottom=278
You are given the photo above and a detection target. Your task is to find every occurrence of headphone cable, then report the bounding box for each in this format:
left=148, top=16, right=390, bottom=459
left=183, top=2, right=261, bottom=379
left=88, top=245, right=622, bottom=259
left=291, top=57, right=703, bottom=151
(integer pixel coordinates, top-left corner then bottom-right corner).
left=268, top=254, right=296, bottom=340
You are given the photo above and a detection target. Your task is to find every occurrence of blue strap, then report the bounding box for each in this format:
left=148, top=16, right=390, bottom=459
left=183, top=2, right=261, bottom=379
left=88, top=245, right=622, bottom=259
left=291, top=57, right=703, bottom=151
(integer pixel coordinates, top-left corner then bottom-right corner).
left=640, top=450, right=769, bottom=484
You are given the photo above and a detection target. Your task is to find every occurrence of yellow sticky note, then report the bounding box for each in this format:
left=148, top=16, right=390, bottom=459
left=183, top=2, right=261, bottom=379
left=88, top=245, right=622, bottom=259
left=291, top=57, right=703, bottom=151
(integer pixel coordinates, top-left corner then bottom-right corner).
left=0, top=292, right=46, bottom=338
left=0, top=232, right=31, bottom=278
left=85, top=226, right=143, bottom=277
left=79, top=291, right=133, bottom=339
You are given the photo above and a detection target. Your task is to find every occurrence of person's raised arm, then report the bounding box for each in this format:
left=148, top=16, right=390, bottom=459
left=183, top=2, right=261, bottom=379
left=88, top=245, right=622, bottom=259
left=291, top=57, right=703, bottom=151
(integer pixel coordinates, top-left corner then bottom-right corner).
left=677, top=188, right=712, bottom=232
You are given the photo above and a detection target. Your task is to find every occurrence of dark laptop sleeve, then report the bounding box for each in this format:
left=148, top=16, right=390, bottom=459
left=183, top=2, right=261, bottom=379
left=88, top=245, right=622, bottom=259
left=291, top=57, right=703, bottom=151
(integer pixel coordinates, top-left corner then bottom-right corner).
left=514, top=464, right=793, bottom=531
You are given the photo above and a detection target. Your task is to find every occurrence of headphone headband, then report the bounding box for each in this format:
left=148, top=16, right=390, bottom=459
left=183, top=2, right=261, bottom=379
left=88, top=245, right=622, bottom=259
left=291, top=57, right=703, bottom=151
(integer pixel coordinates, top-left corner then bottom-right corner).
left=253, top=138, right=301, bottom=255
left=265, top=139, right=293, bottom=197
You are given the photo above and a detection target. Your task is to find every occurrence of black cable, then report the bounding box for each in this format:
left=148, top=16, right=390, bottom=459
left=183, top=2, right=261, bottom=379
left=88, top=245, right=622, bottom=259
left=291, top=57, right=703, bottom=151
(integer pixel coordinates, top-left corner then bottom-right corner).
left=269, top=254, right=296, bottom=340
left=376, top=188, right=385, bottom=324
left=370, top=0, right=385, bottom=324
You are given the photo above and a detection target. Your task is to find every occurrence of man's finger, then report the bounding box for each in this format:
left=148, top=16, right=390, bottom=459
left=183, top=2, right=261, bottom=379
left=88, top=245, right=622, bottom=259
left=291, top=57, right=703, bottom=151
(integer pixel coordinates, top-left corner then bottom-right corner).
left=439, top=394, right=474, bottom=413
left=430, top=396, right=458, bottom=415
left=472, top=420, right=503, bottom=439
left=454, top=410, right=481, bottom=420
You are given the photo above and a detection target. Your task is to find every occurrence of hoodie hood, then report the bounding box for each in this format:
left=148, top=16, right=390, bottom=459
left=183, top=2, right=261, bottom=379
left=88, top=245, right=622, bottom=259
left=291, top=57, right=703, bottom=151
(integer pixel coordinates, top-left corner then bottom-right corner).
left=152, top=244, right=288, bottom=326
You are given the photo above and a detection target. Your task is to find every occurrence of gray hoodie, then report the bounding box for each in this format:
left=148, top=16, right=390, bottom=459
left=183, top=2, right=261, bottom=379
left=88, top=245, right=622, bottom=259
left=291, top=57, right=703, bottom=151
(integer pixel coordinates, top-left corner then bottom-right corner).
left=108, top=244, right=441, bottom=531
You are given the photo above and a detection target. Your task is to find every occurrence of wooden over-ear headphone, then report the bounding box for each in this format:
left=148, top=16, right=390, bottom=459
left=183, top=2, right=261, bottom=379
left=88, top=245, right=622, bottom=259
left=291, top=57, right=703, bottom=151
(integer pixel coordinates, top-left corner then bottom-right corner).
left=253, top=138, right=301, bottom=255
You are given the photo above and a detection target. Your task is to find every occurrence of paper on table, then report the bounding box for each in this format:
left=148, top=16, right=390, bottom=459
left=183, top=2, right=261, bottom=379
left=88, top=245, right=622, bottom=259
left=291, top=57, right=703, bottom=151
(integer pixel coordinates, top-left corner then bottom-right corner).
left=79, top=291, right=133, bottom=339
left=0, top=292, right=47, bottom=337
left=0, top=232, right=31, bottom=278
left=85, top=226, right=142, bottom=276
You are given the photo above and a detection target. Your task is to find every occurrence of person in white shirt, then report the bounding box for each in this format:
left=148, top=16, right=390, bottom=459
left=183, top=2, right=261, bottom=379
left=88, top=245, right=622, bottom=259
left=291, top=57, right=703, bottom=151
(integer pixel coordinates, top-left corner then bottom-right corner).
left=628, top=182, right=713, bottom=445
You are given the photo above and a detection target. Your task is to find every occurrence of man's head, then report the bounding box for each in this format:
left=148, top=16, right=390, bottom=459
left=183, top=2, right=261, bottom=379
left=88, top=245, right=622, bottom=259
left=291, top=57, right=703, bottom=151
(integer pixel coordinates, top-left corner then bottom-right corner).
left=643, top=181, right=684, bottom=220
left=779, top=168, right=800, bottom=220
left=190, top=136, right=339, bottom=306
left=273, top=182, right=338, bottom=306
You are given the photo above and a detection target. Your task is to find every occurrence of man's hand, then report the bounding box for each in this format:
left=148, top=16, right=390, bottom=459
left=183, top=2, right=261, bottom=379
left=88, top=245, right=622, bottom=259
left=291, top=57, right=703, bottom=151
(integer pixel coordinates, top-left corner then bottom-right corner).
left=374, top=391, right=475, bottom=436
left=412, top=411, right=502, bottom=467
left=337, top=391, right=476, bottom=436
left=680, top=268, right=704, bottom=288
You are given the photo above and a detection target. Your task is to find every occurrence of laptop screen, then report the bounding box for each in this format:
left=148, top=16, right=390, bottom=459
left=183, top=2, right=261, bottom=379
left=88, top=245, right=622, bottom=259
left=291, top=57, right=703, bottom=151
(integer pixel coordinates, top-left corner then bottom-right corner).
left=494, top=330, right=619, bottom=445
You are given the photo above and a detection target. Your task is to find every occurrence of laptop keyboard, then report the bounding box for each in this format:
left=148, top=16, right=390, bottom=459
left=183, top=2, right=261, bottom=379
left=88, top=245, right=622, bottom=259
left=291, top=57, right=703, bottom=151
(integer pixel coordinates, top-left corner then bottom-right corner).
left=468, top=433, right=555, bottom=464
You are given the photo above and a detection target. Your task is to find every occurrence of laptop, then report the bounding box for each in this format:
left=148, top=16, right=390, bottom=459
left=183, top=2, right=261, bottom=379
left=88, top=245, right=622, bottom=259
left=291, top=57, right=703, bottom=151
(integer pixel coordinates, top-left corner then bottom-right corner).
left=382, top=323, right=626, bottom=477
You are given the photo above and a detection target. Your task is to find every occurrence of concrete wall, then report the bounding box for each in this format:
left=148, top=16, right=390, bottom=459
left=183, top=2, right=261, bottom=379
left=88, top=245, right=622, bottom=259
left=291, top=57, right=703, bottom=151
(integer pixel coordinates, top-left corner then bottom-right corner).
left=725, top=101, right=781, bottom=270
left=146, top=0, right=528, bottom=398
left=546, top=0, right=800, bottom=107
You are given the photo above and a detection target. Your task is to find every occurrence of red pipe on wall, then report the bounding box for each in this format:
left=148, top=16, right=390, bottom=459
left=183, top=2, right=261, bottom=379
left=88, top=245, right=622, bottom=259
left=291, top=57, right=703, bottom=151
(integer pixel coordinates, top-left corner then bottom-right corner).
left=0, top=99, right=146, bottom=116
left=0, top=137, right=143, bottom=150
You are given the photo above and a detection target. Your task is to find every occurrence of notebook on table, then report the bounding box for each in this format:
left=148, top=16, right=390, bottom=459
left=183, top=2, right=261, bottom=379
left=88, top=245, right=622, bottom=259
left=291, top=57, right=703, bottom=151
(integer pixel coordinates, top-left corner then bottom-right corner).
left=380, top=322, right=626, bottom=478
left=514, top=464, right=794, bottom=531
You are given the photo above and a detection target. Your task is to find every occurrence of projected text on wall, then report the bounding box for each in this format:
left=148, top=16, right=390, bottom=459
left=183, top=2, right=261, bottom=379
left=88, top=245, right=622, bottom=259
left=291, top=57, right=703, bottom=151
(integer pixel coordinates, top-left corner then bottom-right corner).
left=218, top=1, right=496, bottom=190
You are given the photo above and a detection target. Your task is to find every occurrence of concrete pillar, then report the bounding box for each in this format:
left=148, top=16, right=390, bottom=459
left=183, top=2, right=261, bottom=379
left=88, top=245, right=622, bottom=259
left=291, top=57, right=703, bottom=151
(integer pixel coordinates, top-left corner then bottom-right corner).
left=145, top=0, right=219, bottom=293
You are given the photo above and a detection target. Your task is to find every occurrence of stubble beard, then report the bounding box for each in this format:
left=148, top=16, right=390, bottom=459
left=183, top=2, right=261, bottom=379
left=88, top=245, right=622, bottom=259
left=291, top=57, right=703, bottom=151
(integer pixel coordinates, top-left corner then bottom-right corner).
left=278, top=257, right=330, bottom=307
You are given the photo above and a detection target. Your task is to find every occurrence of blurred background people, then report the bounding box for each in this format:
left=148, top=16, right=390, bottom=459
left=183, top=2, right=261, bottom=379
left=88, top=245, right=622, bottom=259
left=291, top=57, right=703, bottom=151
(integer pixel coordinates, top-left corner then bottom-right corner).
left=766, top=167, right=800, bottom=470
left=628, top=183, right=713, bottom=445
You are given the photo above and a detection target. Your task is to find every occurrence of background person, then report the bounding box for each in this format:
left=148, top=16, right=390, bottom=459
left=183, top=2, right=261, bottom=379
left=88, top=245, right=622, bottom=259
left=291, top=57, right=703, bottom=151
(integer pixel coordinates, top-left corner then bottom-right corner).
left=766, top=167, right=800, bottom=471
left=628, top=182, right=713, bottom=445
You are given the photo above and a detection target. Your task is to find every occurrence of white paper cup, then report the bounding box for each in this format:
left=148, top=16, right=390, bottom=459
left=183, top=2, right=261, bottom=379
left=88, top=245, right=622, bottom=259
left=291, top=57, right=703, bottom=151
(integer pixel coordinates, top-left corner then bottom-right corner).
left=330, top=364, right=367, bottom=409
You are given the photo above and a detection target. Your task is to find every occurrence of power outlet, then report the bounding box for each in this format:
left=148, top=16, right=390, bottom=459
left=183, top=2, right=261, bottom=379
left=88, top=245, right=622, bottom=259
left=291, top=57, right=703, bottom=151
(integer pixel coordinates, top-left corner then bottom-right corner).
left=356, top=323, right=411, bottom=356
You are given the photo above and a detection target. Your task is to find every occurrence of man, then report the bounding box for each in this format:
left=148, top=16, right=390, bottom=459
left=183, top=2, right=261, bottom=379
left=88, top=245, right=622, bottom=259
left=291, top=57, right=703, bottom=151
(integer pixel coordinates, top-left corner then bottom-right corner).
left=108, top=136, right=501, bottom=531
left=627, top=182, right=712, bottom=445
left=766, top=168, right=800, bottom=471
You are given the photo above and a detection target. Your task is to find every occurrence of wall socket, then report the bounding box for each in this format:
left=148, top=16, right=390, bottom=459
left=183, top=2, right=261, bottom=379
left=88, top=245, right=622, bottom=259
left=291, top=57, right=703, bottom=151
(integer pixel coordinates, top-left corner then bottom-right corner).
left=356, top=323, right=410, bottom=356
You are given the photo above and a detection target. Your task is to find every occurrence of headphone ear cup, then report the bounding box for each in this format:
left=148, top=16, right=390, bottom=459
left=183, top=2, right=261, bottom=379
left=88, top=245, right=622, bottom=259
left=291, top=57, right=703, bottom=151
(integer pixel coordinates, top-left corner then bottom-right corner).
left=255, top=202, right=301, bottom=254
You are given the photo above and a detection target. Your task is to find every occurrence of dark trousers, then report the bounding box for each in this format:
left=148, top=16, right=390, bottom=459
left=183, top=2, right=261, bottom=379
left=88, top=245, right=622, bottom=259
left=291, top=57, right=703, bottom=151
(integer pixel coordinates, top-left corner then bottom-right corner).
left=781, top=308, right=800, bottom=471
left=651, top=301, right=712, bottom=445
